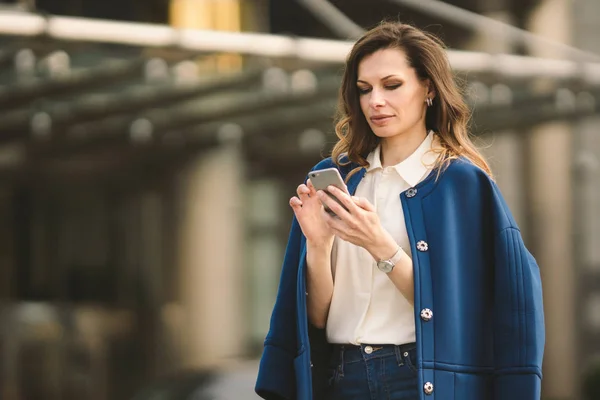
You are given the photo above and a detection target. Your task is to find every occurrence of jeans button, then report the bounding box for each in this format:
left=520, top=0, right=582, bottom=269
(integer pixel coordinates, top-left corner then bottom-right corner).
left=364, top=345, right=373, bottom=354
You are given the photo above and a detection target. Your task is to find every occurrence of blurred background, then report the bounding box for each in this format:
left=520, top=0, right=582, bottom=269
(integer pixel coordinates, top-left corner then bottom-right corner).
left=0, top=0, right=598, bottom=399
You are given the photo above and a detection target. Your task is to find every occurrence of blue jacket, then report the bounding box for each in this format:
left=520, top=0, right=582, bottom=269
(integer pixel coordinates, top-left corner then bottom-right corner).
left=255, top=157, right=545, bottom=400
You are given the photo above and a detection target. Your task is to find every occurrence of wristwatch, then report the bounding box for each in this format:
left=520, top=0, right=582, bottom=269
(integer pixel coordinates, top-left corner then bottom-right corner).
left=376, top=246, right=404, bottom=273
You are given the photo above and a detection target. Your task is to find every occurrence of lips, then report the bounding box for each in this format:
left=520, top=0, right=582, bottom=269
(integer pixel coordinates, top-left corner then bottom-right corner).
left=370, top=115, right=394, bottom=126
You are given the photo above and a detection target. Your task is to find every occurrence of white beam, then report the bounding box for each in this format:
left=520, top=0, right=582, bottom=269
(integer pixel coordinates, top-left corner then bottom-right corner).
left=0, top=10, right=600, bottom=82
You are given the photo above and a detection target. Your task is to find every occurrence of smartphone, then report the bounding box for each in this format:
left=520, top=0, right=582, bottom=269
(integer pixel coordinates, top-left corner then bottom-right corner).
left=309, top=168, right=349, bottom=216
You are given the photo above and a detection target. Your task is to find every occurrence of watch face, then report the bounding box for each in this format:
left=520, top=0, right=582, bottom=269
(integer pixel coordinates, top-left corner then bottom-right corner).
left=377, top=260, right=394, bottom=273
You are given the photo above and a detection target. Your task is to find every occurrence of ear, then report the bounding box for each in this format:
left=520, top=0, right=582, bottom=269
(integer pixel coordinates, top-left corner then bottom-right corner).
left=425, top=79, right=436, bottom=100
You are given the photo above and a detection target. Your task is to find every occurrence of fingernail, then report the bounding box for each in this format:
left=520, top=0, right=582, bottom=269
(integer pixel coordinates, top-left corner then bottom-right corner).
left=353, top=196, right=359, bottom=201
left=317, top=191, right=324, bottom=197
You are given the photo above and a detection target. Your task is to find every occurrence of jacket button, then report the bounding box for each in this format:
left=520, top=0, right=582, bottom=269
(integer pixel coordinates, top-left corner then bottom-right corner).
left=420, top=308, right=433, bottom=322
left=416, top=241, right=428, bottom=252
left=424, top=382, right=434, bottom=395
left=406, top=188, right=417, bottom=198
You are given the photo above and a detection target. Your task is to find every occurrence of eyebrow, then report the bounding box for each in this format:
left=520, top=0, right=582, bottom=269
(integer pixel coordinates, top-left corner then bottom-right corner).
left=356, top=74, right=401, bottom=84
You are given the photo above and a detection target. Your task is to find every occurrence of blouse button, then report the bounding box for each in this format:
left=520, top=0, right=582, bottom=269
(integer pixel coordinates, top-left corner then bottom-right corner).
left=416, top=241, right=428, bottom=252
left=406, top=188, right=417, bottom=198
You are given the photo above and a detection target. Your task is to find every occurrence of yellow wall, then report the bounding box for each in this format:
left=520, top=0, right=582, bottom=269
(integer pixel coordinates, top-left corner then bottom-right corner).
left=169, top=0, right=243, bottom=71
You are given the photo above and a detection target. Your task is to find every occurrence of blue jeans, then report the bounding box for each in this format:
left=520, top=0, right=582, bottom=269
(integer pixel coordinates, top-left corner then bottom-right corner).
left=325, top=343, right=419, bottom=400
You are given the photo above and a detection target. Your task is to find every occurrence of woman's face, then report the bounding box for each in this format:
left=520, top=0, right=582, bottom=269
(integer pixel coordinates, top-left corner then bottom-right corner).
left=356, top=48, right=430, bottom=139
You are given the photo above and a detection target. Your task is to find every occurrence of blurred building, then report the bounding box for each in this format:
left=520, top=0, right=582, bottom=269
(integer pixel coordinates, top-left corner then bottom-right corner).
left=0, top=0, right=598, bottom=399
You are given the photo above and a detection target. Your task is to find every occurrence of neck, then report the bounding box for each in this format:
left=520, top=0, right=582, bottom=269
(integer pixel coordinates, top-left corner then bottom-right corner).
left=380, top=126, right=429, bottom=167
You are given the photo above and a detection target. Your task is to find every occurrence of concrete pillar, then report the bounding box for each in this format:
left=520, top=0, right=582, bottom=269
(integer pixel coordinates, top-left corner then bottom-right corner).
left=464, top=0, right=527, bottom=229
left=526, top=0, right=573, bottom=59
left=526, top=1, right=576, bottom=398
left=0, top=189, right=15, bottom=298
left=572, top=116, right=600, bottom=370
left=246, top=179, right=284, bottom=347
left=528, top=123, right=575, bottom=399
left=465, top=0, right=514, bottom=54
left=479, top=132, right=527, bottom=230
left=177, top=143, right=245, bottom=368
left=572, top=0, right=600, bottom=388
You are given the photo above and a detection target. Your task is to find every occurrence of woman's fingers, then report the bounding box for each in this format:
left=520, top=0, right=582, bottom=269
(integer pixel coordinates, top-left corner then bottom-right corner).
left=306, top=179, right=319, bottom=197
left=317, top=190, right=352, bottom=221
left=296, top=184, right=311, bottom=201
left=290, top=196, right=302, bottom=206
left=324, top=185, right=356, bottom=214
left=321, top=208, right=348, bottom=239
left=320, top=207, right=337, bottom=225
left=352, top=196, right=375, bottom=212
left=289, top=196, right=302, bottom=211
left=322, top=186, right=376, bottom=215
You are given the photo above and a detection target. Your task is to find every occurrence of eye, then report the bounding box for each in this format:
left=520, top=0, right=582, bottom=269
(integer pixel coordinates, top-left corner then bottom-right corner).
left=357, top=87, right=371, bottom=95
left=385, top=84, right=401, bottom=90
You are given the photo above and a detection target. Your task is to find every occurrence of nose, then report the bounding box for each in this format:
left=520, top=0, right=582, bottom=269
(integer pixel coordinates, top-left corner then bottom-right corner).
left=369, top=89, right=385, bottom=108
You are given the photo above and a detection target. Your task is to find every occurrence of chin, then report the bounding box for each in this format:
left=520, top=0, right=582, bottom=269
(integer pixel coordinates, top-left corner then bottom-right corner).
left=370, top=126, right=401, bottom=139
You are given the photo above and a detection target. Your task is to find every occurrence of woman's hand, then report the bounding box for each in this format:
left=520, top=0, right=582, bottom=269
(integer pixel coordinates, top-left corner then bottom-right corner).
left=316, top=185, right=398, bottom=261
left=289, top=179, right=334, bottom=246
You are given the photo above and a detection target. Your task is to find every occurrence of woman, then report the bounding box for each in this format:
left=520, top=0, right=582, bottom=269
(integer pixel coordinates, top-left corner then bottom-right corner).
left=255, top=22, right=545, bottom=400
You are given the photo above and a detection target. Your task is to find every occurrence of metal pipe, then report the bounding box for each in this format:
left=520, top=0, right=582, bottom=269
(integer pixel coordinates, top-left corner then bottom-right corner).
left=0, top=58, right=148, bottom=109
left=0, top=68, right=265, bottom=138
left=25, top=96, right=339, bottom=162
left=23, top=79, right=340, bottom=157
left=1, top=11, right=600, bottom=80
left=296, top=0, right=364, bottom=39
left=71, top=75, right=339, bottom=138
left=25, top=86, right=600, bottom=163
left=386, top=0, right=600, bottom=62
left=471, top=90, right=600, bottom=132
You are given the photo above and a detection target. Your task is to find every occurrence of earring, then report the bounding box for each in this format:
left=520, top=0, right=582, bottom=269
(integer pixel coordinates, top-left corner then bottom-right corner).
left=426, top=98, right=433, bottom=107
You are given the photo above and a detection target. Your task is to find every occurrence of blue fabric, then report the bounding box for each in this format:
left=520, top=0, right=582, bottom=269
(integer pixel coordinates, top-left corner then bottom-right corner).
left=255, top=157, right=545, bottom=400
left=325, top=343, right=419, bottom=400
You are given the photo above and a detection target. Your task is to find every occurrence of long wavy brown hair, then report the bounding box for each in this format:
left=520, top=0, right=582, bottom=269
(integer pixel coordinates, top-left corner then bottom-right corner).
left=332, top=21, right=492, bottom=180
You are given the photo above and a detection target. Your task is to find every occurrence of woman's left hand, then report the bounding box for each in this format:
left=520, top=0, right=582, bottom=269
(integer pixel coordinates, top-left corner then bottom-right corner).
left=317, top=185, right=397, bottom=260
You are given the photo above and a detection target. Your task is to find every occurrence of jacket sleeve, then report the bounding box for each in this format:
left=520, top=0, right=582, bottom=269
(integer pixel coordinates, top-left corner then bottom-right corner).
left=493, top=227, right=545, bottom=400
left=255, top=217, right=302, bottom=400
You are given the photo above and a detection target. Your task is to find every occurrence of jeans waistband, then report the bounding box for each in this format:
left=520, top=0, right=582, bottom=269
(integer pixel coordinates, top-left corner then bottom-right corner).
left=330, top=342, right=416, bottom=363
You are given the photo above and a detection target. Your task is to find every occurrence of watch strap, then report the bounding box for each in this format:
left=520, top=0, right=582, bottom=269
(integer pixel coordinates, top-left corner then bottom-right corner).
left=388, top=246, right=404, bottom=265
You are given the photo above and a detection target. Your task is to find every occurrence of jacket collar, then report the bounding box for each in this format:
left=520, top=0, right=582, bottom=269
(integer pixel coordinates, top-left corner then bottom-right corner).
left=346, top=167, right=367, bottom=196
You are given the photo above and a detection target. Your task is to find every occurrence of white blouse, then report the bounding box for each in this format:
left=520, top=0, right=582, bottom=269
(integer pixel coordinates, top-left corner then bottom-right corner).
left=326, top=131, right=440, bottom=345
